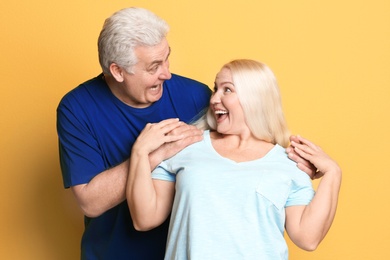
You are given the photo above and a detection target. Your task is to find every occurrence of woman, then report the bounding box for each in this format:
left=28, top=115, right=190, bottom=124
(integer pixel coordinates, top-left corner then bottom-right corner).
left=127, top=59, right=342, bottom=259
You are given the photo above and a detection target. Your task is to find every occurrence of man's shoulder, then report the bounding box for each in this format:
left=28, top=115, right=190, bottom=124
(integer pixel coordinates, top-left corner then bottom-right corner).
left=58, top=74, right=105, bottom=105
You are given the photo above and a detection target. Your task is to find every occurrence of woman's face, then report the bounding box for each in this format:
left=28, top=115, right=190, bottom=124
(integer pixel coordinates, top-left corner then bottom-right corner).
left=210, top=68, right=249, bottom=135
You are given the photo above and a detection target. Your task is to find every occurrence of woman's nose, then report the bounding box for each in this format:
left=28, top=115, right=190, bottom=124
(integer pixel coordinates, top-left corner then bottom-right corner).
left=210, top=92, right=220, bottom=104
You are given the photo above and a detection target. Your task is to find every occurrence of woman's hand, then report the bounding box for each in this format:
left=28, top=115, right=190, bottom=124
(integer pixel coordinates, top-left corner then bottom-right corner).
left=147, top=120, right=204, bottom=169
left=285, top=135, right=341, bottom=250
left=133, top=118, right=185, bottom=156
left=289, top=135, right=341, bottom=178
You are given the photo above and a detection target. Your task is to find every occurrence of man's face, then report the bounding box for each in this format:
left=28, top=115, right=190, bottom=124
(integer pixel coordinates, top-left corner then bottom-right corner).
left=119, top=37, right=172, bottom=108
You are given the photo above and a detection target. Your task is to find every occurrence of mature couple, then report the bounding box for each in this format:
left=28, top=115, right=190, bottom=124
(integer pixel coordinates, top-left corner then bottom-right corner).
left=57, top=7, right=341, bottom=260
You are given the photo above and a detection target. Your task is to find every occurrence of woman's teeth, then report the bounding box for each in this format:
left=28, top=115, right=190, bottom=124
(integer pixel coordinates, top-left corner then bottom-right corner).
left=215, top=110, right=228, bottom=115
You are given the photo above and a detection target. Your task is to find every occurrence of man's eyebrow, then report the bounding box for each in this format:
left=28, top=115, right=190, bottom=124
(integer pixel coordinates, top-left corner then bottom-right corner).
left=147, top=47, right=171, bottom=69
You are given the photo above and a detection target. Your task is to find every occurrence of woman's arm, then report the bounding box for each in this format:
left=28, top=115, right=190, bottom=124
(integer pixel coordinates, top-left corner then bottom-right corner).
left=126, top=119, right=189, bottom=231
left=285, top=136, right=342, bottom=251
left=128, top=150, right=175, bottom=231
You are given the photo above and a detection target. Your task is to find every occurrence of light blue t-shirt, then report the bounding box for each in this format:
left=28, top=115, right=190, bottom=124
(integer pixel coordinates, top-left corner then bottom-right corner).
left=152, top=130, right=315, bottom=260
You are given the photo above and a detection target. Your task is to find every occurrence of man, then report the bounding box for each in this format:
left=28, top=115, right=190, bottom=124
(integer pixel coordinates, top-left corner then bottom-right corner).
left=57, top=7, right=211, bottom=259
left=57, top=7, right=316, bottom=260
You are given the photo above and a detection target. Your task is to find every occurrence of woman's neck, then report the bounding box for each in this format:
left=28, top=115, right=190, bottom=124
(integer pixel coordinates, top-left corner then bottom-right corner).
left=209, top=131, right=275, bottom=163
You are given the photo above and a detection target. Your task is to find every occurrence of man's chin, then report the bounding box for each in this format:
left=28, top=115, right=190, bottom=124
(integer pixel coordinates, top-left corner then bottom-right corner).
left=149, top=88, right=163, bottom=102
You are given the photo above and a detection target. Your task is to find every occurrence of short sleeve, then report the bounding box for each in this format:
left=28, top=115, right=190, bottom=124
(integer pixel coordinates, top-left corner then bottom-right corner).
left=57, top=95, right=106, bottom=188
left=285, top=171, right=315, bottom=207
left=152, top=161, right=177, bottom=182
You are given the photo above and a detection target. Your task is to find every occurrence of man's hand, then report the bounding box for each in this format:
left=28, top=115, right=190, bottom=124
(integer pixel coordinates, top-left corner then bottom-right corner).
left=286, top=135, right=321, bottom=179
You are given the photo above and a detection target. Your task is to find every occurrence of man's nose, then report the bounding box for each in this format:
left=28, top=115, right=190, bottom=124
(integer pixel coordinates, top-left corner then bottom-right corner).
left=159, top=62, right=171, bottom=80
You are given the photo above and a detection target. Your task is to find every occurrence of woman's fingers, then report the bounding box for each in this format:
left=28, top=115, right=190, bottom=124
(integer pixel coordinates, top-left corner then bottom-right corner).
left=290, top=137, right=340, bottom=177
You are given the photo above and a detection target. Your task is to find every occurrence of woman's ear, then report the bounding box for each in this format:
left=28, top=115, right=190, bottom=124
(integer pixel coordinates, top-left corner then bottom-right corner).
left=109, top=63, right=124, bottom=82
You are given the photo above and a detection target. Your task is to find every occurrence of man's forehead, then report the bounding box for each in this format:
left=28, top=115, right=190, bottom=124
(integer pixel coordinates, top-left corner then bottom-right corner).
left=134, top=39, right=170, bottom=63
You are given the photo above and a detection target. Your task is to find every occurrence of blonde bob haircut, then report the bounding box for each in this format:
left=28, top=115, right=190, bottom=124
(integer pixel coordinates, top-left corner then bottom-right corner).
left=196, top=59, right=290, bottom=147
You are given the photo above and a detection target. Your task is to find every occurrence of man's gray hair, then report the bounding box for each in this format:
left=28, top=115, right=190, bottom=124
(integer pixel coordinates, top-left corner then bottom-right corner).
left=98, top=7, right=170, bottom=75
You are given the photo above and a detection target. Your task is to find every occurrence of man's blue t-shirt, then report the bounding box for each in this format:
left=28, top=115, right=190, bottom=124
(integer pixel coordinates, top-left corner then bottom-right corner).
left=56, top=73, right=211, bottom=259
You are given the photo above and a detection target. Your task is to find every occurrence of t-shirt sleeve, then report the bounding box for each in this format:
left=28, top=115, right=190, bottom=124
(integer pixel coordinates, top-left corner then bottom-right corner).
left=285, top=170, right=315, bottom=207
left=57, top=95, right=106, bottom=188
left=152, top=161, right=177, bottom=182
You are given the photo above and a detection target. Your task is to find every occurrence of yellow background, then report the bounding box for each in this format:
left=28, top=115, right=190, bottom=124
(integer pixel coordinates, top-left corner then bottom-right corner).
left=1, top=0, right=389, bottom=259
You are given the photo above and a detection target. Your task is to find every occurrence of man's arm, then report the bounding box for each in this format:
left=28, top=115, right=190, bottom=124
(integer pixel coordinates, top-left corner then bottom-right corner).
left=71, top=160, right=129, bottom=218
left=70, top=121, right=203, bottom=218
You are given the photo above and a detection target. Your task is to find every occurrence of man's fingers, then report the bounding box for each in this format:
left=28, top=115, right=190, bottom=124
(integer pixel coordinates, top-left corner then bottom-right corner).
left=291, top=141, right=315, bottom=157
left=149, top=118, right=182, bottom=134
left=167, top=123, right=202, bottom=138
left=289, top=135, right=300, bottom=143
left=287, top=148, right=317, bottom=179
left=147, top=120, right=203, bottom=149
left=296, top=135, right=323, bottom=152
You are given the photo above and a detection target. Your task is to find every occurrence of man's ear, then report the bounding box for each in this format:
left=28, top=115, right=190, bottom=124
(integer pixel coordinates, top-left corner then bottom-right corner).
left=109, top=63, right=124, bottom=82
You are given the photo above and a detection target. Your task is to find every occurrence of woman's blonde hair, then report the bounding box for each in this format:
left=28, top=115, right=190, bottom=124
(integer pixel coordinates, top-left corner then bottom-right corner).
left=195, top=59, right=290, bottom=147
